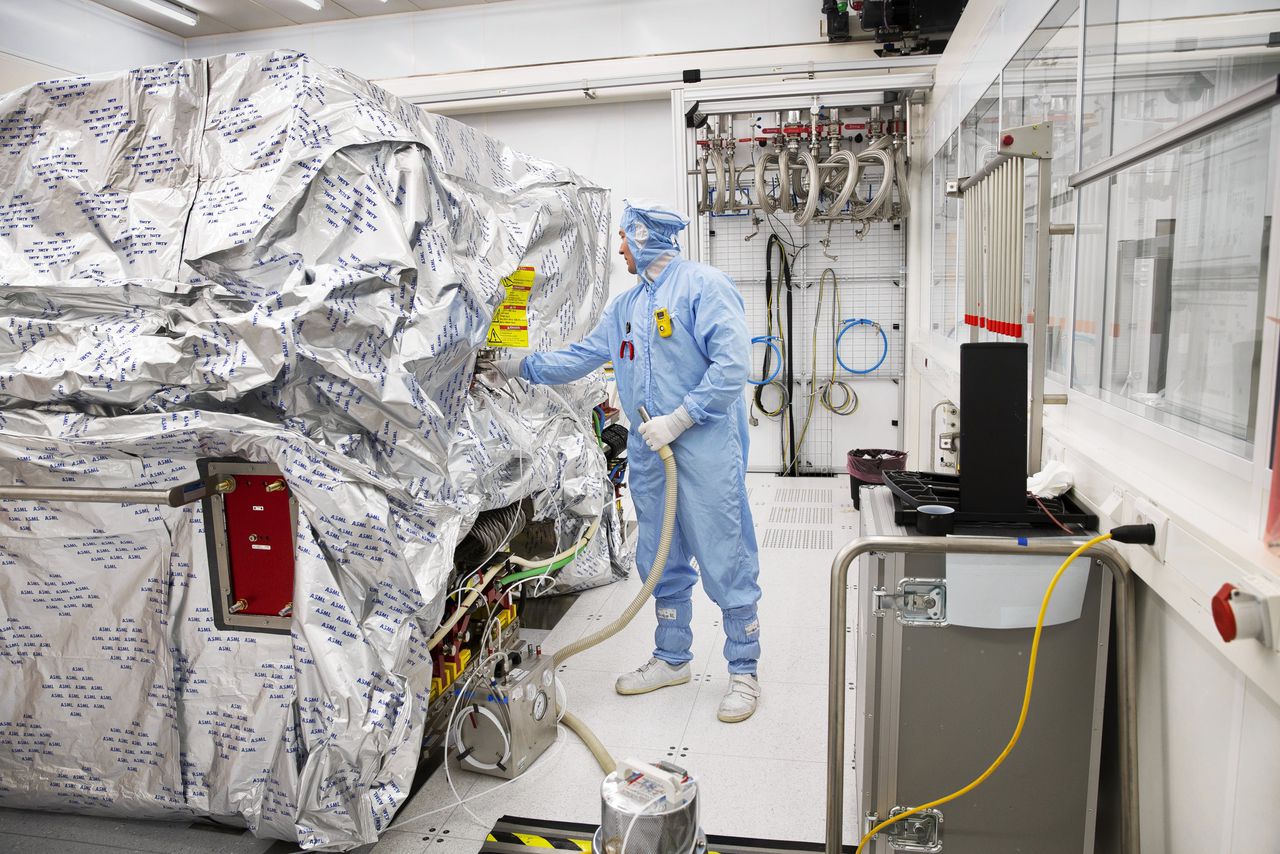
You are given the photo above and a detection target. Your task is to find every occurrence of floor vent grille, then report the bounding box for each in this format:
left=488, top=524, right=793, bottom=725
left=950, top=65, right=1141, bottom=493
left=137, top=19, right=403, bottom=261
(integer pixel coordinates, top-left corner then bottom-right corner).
left=761, top=528, right=834, bottom=551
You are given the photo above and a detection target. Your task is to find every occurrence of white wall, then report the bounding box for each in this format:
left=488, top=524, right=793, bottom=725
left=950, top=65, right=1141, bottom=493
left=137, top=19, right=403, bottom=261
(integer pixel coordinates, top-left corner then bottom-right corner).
left=184, top=0, right=832, bottom=83
left=0, top=0, right=183, bottom=77
left=459, top=98, right=674, bottom=303
left=907, top=1, right=1280, bottom=851
left=0, top=50, right=66, bottom=92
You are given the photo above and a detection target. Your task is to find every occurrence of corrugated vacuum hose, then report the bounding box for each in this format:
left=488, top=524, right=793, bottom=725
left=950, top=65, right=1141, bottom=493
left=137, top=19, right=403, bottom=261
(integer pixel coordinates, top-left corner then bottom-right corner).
left=554, top=405, right=680, bottom=773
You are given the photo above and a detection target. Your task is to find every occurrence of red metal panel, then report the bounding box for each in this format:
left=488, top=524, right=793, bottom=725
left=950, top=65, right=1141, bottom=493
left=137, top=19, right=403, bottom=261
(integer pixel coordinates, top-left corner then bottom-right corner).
left=222, top=474, right=295, bottom=616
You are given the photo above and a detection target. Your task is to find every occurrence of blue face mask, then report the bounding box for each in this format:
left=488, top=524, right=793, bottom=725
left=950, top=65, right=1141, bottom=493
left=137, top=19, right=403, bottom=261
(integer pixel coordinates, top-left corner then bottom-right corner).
left=620, top=201, right=689, bottom=280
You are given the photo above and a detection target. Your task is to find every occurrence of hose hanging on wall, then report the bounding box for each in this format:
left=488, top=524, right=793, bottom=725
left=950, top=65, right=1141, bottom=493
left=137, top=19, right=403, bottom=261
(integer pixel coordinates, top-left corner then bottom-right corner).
left=836, top=317, right=889, bottom=375
left=852, top=137, right=897, bottom=221
left=765, top=234, right=798, bottom=475
left=892, top=140, right=911, bottom=219
left=824, top=148, right=862, bottom=218
left=749, top=336, right=785, bottom=386
left=752, top=243, right=790, bottom=422
left=817, top=269, right=859, bottom=415
left=697, top=154, right=710, bottom=214
left=776, top=147, right=796, bottom=213
left=711, top=149, right=728, bottom=214
left=754, top=151, right=779, bottom=216
left=792, top=148, right=822, bottom=226
left=781, top=267, right=865, bottom=475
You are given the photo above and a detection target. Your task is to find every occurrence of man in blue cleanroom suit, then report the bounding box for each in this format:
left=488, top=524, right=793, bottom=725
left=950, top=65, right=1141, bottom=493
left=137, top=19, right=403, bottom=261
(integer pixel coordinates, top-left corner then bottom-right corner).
left=491, top=200, right=763, bottom=722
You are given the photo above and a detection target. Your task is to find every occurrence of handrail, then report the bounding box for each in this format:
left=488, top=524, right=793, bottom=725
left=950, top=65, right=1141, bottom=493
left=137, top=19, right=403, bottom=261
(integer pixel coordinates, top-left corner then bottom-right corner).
left=951, top=152, right=1011, bottom=195
left=826, top=534, right=1139, bottom=854
left=1069, top=74, right=1280, bottom=188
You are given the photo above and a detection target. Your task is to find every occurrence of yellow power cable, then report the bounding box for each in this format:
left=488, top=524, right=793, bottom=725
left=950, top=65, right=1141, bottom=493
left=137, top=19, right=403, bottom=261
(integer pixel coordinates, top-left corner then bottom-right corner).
left=853, top=531, right=1114, bottom=854
left=817, top=268, right=857, bottom=416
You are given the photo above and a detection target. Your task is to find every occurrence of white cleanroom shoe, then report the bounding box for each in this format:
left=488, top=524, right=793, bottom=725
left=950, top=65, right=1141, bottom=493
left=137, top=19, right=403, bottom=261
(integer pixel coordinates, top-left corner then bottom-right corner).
left=615, top=657, right=692, bottom=695
left=717, top=674, right=761, bottom=722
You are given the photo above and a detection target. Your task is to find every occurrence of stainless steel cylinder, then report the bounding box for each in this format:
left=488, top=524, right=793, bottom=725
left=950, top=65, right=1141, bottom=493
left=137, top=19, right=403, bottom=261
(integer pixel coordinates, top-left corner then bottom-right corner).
left=599, top=766, right=700, bottom=854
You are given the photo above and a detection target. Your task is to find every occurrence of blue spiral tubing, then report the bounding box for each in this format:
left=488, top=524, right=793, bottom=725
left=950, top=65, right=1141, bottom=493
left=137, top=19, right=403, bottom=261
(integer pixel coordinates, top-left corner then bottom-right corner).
left=835, top=318, right=888, bottom=375
left=749, top=335, right=784, bottom=385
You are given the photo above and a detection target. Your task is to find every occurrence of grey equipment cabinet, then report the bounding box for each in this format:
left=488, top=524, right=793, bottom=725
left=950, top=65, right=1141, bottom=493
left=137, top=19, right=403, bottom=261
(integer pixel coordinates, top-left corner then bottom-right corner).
left=852, top=486, right=1111, bottom=854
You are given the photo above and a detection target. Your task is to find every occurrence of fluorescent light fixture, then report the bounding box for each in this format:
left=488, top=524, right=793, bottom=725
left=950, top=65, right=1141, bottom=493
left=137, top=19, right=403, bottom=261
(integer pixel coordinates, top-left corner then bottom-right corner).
left=126, top=0, right=199, bottom=26
left=294, top=0, right=325, bottom=10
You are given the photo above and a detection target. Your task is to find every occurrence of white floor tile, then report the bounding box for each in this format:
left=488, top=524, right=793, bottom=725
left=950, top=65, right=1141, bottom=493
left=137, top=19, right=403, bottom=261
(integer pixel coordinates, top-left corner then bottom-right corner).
left=756, top=623, right=831, bottom=685
left=756, top=572, right=831, bottom=629
left=552, top=667, right=697, bottom=750
left=682, top=679, right=828, bottom=763
left=371, top=828, right=483, bottom=853
left=680, top=752, right=828, bottom=843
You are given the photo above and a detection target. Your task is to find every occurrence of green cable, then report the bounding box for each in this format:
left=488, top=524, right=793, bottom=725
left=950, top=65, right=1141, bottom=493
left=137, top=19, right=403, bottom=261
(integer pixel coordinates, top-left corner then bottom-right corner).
left=498, top=552, right=578, bottom=587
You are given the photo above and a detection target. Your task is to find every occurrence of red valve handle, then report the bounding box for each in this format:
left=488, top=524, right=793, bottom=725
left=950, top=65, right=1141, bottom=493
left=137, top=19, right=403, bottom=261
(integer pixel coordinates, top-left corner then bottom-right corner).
left=1212, top=583, right=1238, bottom=642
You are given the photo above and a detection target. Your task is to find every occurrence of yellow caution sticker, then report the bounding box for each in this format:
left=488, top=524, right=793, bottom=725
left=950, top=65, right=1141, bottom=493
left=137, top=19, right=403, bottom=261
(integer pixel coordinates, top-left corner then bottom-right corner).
left=486, top=266, right=535, bottom=347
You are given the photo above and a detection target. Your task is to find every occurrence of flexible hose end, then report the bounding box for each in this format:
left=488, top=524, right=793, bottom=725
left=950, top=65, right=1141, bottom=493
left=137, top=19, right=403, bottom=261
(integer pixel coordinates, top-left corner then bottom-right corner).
left=637, top=407, right=675, bottom=458
left=1110, top=524, right=1156, bottom=545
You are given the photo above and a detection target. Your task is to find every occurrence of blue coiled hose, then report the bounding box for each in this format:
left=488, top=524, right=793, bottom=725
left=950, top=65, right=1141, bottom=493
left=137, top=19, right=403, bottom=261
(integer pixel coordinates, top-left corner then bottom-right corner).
left=749, top=335, right=784, bottom=385
left=835, top=318, right=888, bottom=375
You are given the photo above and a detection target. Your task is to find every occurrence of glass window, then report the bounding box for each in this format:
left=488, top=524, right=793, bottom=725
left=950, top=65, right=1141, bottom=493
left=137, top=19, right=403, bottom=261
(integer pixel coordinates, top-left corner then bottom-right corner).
left=1002, top=0, right=1080, bottom=379
left=929, top=133, right=962, bottom=343
left=1073, top=109, right=1275, bottom=456
left=1082, top=0, right=1280, bottom=169
left=963, top=83, right=1001, bottom=177
left=926, top=85, right=999, bottom=347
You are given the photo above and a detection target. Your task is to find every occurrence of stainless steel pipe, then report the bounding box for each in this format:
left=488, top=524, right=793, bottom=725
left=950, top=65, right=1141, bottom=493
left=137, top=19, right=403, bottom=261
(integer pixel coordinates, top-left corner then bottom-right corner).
left=0, top=476, right=236, bottom=507
left=1028, top=159, right=1052, bottom=473
left=0, top=485, right=175, bottom=505
left=825, top=534, right=1140, bottom=854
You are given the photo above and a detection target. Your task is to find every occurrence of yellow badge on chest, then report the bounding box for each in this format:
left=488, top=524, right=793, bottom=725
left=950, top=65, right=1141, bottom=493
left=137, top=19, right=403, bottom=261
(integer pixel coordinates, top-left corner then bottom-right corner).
left=654, top=307, right=673, bottom=338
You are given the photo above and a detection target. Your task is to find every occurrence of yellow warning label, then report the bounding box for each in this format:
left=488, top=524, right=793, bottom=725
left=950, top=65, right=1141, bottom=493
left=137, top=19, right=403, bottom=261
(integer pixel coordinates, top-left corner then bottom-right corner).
left=486, top=266, right=535, bottom=347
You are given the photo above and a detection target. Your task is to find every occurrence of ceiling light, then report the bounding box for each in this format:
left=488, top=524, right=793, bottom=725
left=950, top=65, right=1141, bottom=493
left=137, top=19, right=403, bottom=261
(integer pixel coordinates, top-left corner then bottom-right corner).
left=294, top=0, right=324, bottom=10
left=125, top=0, right=199, bottom=26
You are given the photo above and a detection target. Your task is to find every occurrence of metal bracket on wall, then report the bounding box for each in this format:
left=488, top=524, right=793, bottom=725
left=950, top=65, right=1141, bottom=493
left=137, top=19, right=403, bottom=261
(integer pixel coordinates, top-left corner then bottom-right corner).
left=883, top=807, right=943, bottom=852
left=872, top=578, right=947, bottom=626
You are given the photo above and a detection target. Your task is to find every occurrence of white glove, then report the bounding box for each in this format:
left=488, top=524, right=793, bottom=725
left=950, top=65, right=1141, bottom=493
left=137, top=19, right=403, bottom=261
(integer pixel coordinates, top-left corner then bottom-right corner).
left=477, top=348, right=529, bottom=383
left=638, top=406, right=694, bottom=451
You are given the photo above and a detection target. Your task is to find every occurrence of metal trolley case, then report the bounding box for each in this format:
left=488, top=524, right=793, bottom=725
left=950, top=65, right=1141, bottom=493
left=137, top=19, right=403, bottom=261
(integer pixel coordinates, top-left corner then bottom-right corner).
left=851, top=487, right=1111, bottom=853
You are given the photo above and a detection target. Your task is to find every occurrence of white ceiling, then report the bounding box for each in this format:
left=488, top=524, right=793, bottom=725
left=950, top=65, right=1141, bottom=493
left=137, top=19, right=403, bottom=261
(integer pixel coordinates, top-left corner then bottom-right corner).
left=91, top=0, right=510, bottom=38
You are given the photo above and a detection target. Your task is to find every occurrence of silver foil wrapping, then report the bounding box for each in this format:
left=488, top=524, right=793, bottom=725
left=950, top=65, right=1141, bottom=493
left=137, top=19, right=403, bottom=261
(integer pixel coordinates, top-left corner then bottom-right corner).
left=0, top=51, right=623, bottom=849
